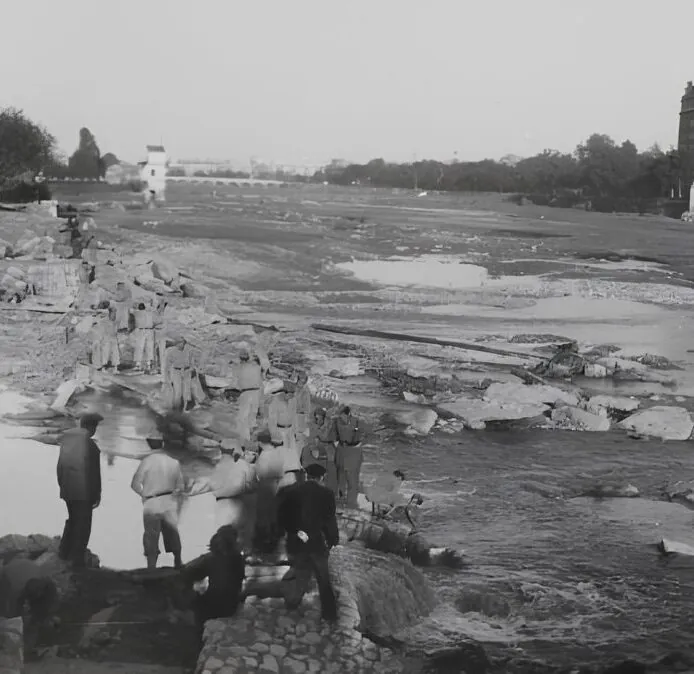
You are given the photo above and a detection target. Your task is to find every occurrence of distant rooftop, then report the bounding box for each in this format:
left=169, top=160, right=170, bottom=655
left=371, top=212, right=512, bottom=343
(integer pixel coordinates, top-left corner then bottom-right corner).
left=146, top=145, right=166, bottom=153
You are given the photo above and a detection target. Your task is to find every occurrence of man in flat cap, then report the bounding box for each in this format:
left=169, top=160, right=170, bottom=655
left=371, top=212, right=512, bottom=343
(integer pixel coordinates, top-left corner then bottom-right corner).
left=277, top=462, right=339, bottom=622
left=57, top=412, right=104, bottom=568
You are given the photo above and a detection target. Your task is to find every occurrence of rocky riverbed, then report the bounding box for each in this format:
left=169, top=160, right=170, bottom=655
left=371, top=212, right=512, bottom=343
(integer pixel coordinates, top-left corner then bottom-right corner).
left=3, top=185, right=694, bottom=672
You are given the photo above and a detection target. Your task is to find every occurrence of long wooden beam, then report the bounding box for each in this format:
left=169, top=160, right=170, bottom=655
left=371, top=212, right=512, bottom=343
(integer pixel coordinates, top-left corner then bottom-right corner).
left=311, top=323, right=546, bottom=361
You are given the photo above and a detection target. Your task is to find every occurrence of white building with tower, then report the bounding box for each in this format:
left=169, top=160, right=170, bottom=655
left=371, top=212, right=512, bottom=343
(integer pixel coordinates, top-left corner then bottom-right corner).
left=139, top=145, right=168, bottom=203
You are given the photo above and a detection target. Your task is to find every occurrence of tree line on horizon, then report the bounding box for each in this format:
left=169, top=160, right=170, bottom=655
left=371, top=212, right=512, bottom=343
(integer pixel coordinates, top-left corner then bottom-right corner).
left=0, top=107, right=688, bottom=213
left=312, top=135, right=687, bottom=213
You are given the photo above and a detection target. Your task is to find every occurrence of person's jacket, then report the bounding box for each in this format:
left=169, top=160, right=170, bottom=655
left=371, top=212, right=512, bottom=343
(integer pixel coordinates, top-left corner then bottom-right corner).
left=332, top=414, right=364, bottom=446
left=57, top=428, right=102, bottom=503
left=276, top=480, right=339, bottom=555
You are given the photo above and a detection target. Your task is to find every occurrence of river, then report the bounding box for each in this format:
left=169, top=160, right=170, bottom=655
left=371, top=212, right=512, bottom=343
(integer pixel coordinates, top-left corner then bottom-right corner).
left=2, top=383, right=694, bottom=668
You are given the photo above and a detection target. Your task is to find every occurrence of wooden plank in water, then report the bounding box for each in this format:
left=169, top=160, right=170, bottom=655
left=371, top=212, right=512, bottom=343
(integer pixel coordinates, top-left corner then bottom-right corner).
left=311, top=323, right=547, bottom=361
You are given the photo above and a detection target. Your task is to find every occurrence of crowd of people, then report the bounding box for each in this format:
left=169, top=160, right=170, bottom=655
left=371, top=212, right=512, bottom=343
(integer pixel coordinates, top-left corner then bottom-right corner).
left=44, top=336, right=372, bottom=627
left=48, top=408, right=344, bottom=626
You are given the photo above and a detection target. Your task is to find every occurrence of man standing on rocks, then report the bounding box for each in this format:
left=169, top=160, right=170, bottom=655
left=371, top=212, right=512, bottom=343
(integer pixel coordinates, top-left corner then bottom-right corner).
left=112, top=282, right=132, bottom=333
left=130, top=449, right=186, bottom=569
left=332, top=406, right=365, bottom=508
left=233, top=343, right=263, bottom=443
left=303, top=407, right=338, bottom=495
left=165, top=337, right=194, bottom=410
left=292, top=370, right=312, bottom=463
left=57, top=412, right=103, bottom=568
left=90, top=302, right=120, bottom=371
left=268, top=387, right=301, bottom=487
left=277, top=463, right=339, bottom=622
left=132, top=301, right=156, bottom=373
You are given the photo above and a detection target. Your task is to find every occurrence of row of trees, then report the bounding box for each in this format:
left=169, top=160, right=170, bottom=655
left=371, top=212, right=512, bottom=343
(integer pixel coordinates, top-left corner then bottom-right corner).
left=314, top=135, right=687, bottom=211
left=1, top=107, right=688, bottom=212
left=0, top=107, right=118, bottom=191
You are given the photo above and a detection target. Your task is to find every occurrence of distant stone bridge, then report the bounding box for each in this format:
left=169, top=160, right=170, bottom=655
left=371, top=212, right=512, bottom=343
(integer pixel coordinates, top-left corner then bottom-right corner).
left=166, top=176, right=288, bottom=188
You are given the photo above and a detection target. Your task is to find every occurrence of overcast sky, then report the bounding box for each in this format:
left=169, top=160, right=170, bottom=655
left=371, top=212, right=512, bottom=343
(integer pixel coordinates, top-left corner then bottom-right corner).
left=3, top=0, right=693, bottom=167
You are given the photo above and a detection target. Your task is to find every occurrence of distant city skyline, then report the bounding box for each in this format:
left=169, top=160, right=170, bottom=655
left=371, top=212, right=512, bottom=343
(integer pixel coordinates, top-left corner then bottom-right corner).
left=4, top=0, right=693, bottom=167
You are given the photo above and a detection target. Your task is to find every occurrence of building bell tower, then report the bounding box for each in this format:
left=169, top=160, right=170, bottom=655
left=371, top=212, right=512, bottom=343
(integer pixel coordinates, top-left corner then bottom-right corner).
left=677, top=81, right=694, bottom=204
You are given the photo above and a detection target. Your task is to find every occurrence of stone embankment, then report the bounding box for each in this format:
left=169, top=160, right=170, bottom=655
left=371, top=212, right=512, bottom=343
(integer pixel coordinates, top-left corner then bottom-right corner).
left=197, top=597, right=400, bottom=674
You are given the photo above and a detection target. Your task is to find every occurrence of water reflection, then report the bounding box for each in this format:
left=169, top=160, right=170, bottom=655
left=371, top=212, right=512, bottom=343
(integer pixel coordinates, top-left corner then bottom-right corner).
left=0, top=393, right=218, bottom=570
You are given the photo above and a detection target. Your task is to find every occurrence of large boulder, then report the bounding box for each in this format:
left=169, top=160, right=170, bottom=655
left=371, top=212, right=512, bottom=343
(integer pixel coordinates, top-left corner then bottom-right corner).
left=0, top=533, right=55, bottom=564
left=387, top=407, right=438, bottom=435
left=0, top=617, right=22, bottom=674
left=619, top=406, right=694, bottom=441
left=584, top=395, right=640, bottom=417
left=596, top=357, right=677, bottom=385
left=0, top=239, right=13, bottom=259
left=484, top=382, right=579, bottom=408
left=438, top=396, right=548, bottom=430
left=150, top=257, right=179, bottom=285
left=665, top=479, right=694, bottom=509
left=181, top=280, right=211, bottom=299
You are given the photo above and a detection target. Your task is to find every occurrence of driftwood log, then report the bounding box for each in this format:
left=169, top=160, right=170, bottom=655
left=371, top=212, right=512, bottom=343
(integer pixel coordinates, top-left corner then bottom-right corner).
left=311, top=323, right=546, bottom=362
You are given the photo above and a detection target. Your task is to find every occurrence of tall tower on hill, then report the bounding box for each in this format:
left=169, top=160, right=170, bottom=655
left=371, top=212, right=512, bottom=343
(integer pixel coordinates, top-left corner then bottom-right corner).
left=678, top=81, right=694, bottom=192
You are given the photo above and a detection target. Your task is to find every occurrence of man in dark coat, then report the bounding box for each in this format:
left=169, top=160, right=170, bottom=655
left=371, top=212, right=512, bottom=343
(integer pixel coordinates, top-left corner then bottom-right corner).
left=57, top=412, right=104, bottom=568
left=276, top=463, right=339, bottom=621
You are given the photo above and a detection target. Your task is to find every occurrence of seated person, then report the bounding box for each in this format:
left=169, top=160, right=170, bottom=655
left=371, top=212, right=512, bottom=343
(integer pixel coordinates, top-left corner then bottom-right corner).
left=364, top=469, right=407, bottom=516
left=181, top=525, right=246, bottom=636
left=386, top=492, right=425, bottom=532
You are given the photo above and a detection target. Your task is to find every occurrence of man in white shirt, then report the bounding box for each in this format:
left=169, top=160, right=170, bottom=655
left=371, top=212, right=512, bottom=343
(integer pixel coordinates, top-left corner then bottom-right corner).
left=131, top=450, right=186, bottom=570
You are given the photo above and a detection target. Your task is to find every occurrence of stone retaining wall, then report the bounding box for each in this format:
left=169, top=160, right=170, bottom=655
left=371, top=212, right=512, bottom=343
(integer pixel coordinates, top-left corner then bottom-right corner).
left=196, top=595, right=407, bottom=674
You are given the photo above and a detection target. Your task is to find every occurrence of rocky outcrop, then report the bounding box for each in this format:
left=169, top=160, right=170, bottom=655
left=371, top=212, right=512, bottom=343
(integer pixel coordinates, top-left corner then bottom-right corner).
left=595, top=357, right=677, bottom=386
left=436, top=382, right=579, bottom=430
left=195, top=545, right=478, bottom=674
left=618, top=406, right=694, bottom=441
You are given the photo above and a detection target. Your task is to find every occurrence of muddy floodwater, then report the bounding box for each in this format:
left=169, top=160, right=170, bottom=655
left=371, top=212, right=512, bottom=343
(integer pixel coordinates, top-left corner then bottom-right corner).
left=3, top=385, right=694, bottom=666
